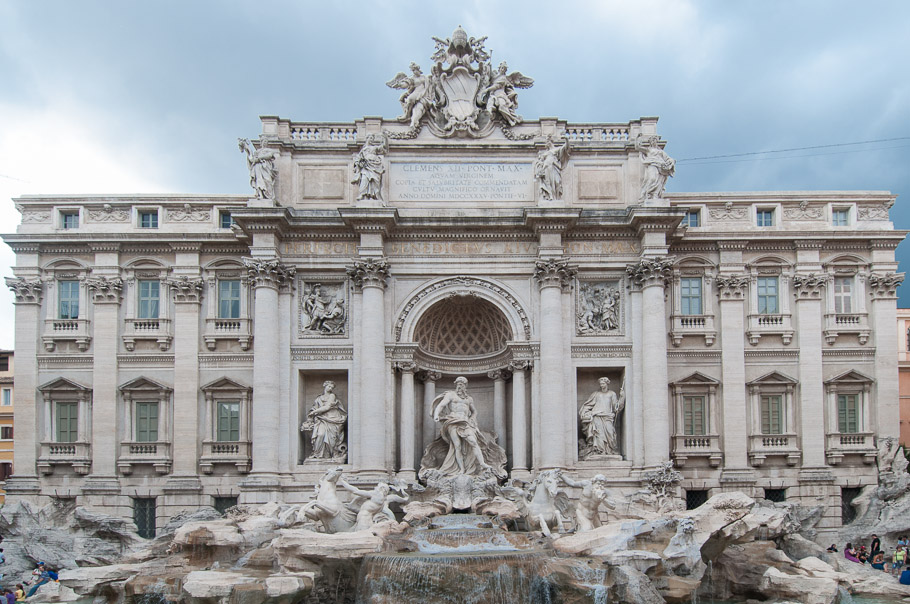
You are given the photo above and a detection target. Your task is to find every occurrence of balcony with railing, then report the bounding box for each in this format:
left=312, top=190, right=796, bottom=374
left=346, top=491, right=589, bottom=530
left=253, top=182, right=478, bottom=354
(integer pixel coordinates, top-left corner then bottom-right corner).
left=38, top=441, right=91, bottom=475
left=669, top=314, right=716, bottom=347
left=42, top=318, right=91, bottom=352
left=825, top=432, right=876, bottom=465
left=203, top=317, right=252, bottom=351
left=671, top=434, right=723, bottom=467
left=748, top=434, right=801, bottom=466
left=823, top=313, right=870, bottom=345
left=117, top=441, right=172, bottom=475
left=746, top=313, right=794, bottom=345
left=123, top=318, right=172, bottom=351
left=200, top=440, right=252, bottom=474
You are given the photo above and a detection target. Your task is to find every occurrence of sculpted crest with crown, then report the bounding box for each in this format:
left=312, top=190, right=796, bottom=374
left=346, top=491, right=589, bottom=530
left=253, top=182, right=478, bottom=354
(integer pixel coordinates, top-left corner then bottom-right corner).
left=386, top=26, right=534, bottom=138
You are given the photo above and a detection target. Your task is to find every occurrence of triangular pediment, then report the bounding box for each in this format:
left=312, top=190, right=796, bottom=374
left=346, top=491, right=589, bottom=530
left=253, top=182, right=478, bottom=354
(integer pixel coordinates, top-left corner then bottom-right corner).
left=825, top=370, right=874, bottom=385
left=119, top=376, right=172, bottom=393
left=201, top=377, right=250, bottom=393
left=38, top=377, right=90, bottom=393
left=747, top=371, right=798, bottom=386
left=671, top=371, right=720, bottom=386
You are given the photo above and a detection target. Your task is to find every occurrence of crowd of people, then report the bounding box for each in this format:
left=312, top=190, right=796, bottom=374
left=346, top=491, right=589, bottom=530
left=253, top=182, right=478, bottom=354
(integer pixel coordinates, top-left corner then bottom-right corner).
left=0, top=558, right=58, bottom=602
left=834, top=534, right=910, bottom=584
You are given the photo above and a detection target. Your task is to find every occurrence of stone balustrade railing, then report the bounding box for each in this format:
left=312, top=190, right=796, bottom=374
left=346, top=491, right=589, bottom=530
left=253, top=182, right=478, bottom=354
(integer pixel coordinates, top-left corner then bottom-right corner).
left=200, top=440, right=252, bottom=474
left=38, top=441, right=92, bottom=475
left=117, top=441, right=172, bottom=475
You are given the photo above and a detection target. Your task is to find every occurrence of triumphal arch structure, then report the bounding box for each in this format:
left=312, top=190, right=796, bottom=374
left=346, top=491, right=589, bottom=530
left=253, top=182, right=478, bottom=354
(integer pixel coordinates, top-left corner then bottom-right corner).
left=4, top=28, right=905, bottom=531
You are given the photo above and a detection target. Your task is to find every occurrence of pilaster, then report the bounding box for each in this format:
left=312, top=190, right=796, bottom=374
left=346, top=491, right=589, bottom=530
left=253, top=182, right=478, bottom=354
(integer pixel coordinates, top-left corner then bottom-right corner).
left=715, top=274, right=750, bottom=474
left=86, top=274, right=122, bottom=479
left=793, top=272, right=828, bottom=468
left=868, top=272, right=904, bottom=440
left=168, top=275, right=204, bottom=483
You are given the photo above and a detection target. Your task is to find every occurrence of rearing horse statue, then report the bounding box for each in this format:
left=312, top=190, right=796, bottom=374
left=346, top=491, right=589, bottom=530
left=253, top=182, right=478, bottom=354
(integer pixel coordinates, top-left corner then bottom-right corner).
left=523, top=469, right=572, bottom=537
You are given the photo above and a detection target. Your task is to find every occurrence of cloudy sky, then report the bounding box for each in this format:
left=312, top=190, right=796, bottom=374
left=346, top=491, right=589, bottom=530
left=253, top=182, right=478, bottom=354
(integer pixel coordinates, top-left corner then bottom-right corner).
left=1, top=1, right=909, bottom=349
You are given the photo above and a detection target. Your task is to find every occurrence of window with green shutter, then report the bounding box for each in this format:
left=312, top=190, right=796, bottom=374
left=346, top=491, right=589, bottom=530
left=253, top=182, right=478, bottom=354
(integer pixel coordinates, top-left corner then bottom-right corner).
left=135, top=402, right=159, bottom=442
left=683, top=396, right=706, bottom=435
left=56, top=401, right=79, bottom=442
left=217, top=401, right=240, bottom=442
left=760, top=395, right=783, bottom=434
left=838, top=394, right=859, bottom=433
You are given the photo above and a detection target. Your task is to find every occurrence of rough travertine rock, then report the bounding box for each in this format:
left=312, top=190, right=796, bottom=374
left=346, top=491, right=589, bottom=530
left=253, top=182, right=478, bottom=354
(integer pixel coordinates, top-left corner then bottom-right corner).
left=760, top=567, right=840, bottom=604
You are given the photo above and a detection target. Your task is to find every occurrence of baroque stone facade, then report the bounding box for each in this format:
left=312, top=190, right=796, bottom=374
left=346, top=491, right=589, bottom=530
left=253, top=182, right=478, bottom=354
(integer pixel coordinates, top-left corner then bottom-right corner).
left=2, top=28, right=906, bottom=533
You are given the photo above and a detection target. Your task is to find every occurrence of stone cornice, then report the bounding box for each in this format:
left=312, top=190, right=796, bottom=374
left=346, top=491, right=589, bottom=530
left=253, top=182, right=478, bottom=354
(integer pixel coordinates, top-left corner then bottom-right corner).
left=626, top=257, right=674, bottom=288
left=338, top=207, right=399, bottom=235
left=89, top=243, right=121, bottom=253
left=346, top=257, right=390, bottom=290
left=867, top=272, right=904, bottom=299
left=242, top=257, right=296, bottom=289
left=5, top=277, right=43, bottom=304
left=534, top=258, right=577, bottom=291
left=792, top=273, right=828, bottom=299
left=523, top=208, right=581, bottom=233
left=793, top=240, right=824, bottom=250
left=85, top=276, right=123, bottom=303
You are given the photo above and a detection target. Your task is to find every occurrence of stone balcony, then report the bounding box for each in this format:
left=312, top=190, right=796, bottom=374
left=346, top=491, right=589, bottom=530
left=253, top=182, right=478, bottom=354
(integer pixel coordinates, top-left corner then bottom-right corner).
left=746, top=314, right=794, bottom=346
left=42, top=318, right=91, bottom=352
left=825, top=432, right=877, bottom=465
left=37, top=441, right=91, bottom=475
left=669, top=314, right=716, bottom=347
left=117, top=441, right=172, bottom=475
left=203, top=318, right=252, bottom=351
left=671, top=434, right=723, bottom=467
left=200, top=440, right=252, bottom=474
left=748, top=434, right=801, bottom=467
left=123, top=318, right=172, bottom=351
left=823, top=313, right=871, bottom=345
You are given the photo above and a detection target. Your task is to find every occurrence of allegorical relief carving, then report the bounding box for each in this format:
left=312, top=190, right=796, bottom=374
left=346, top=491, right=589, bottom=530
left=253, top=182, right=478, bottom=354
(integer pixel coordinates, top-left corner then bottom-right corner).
left=20, top=211, right=51, bottom=223
left=238, top=138, right=278, bottom=200
left=300, top=380, right=347, bottom=462
left=166, top=204, right=211, bottom=222
left=579, top=376, right=625, bottom=459
left=299, top=279, right=347, bottom=336
left=386, top=26, right=533, bottom=139
left=858, top=203, right=892, bottom=221
left=351, top=134, right=387, bottom=203
left=783, top=200, right=823, bottom=220
left=86, top=204, right=129, bottom=222
left=636, top=135, right=676, bottom=201
left=534, top=136, right=568, bottom=201
left=576, top=281, right=621, bottom=335
left=709, top=202, right=747, bottom=220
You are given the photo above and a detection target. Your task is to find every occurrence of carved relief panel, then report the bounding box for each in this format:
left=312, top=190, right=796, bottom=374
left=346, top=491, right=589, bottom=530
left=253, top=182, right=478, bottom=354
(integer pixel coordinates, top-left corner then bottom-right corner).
left=576, top=279, right=623, bottom=336
left=298, top=277, right=348, bottom=337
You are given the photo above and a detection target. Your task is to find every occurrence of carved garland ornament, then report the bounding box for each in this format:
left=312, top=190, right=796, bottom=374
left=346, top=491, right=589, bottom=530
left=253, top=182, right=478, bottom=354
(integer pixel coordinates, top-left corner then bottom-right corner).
left=394, top=276, right=532, bottom=342
left=167, top=204, right=212, bottom=222
left=85, top=277, right=123, bottom=303
left=87, top=204, right=129, bottom=222
left=242, top=257, right=296, bottom=289
left=867, top=272, right=904, bottom=298
left=783, top=201, right=823, bottom=220
left=5, top=277, right=43, bottom=303
left=858, top=204, right=891, bottom=221
left=708, top=202, right=747, bottom=221
left=346, top=257, right=390, bottom=290
left=533, top=259, right=577, bottom=291
left=625, top=258, right=674, bottom=287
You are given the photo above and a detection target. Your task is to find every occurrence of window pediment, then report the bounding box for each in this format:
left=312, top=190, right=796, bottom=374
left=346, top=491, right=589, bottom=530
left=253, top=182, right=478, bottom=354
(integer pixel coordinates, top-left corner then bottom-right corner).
left=747, top=371, right=797, bottom=386
left=671, top=372, right=720, bottom=386
left=201, top=377, right=251, bottom=394
left=119, top=376, right=172, bottom=394
left=824, top=370, right=873, bottom=386
left=39, top=377, right=91, bottom=393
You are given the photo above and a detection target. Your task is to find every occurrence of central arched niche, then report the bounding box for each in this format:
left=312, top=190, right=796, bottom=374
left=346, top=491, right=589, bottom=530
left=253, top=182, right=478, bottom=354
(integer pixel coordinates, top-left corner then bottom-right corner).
left=413, top=295, right=513, bottom=358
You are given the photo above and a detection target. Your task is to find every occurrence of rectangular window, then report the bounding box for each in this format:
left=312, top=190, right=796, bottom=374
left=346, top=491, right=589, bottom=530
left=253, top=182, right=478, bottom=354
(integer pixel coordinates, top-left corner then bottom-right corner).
left=682, top=396, right=706, bottom=435
left=832, top=209, right=849, bottom=227
left=1, top=388, right=10, bottom=406
left=58, top=280, right=80, bottom=319
left=217, top=401, right=240, bottom=442
left=1, top=426, right=12, bottom=439
left=684, top=210, right=700, bottom=227
left=760, top=395, right=783, bottom=434
left=756, top=209, right=774, bottom=227
left=219, top=211, right=234, bottom=229
left=137, top=280, right=160, bottom=319
left=686, top=490, right=708, bottom=510
left=764, top=488, right=786, bottom=503
left=838, top=394, right=860, bottom=433
left=138, top=210, right=158, bottom=228
left=680, top=277, right=703, bottom=315
left=756, top=277, right=779, bottom=314
left=56, top=401, right=79, bottom=443
left=0, top=463, right=11, bottom=481
left=833, top=276, right=853, bottom=314
left=135, top=402, right=159, bottom=442
left=60, top=211, right=79, bottom=229
left=218, top=280, right=241, bottom=319
left=213, top=496, right=238, bottom=515
left=133, top=497, right=156, bottom=539
left=0, top=356, right=8, bottom=371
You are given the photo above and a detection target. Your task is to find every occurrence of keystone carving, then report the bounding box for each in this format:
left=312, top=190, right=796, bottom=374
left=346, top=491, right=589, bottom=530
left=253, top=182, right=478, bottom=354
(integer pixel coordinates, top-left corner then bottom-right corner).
left=6, top=278, right=43, bottom=304
left=534, top=259, right=577, bottom=291
left=626, top=258, right=674, bottom=288
left=242, top=257, right=296, bottom=289
left=347, top=257, right=390, bottom=290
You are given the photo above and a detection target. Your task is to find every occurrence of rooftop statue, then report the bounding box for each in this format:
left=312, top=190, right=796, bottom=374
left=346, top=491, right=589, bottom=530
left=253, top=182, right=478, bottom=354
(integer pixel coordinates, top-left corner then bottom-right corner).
left=636, top=134, right=676, bottom=201
left=238, top=138, right=277, bottom=200
left=351, top=134, right=387, bottom=202
left=534, top=136, right=569, bottom=201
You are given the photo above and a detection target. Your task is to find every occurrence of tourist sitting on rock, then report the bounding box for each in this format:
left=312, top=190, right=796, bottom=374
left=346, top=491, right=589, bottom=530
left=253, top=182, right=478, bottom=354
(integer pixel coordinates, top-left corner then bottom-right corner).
left=858, top=546, right=869, bottom=564
left=5, top=587, right=15, bottom=604
left=827, top=543, right=838, bottom=552
left=25, top=563, right=58, bottom=598
left=900, top=565, right=910, bottom=586
left=899, top=536, right=908, bottom=548
left=845, top=544, right=859, bottom=562
left=14, top=584, right=24, bottom=603
left=872, top=550, right=886, bottom=570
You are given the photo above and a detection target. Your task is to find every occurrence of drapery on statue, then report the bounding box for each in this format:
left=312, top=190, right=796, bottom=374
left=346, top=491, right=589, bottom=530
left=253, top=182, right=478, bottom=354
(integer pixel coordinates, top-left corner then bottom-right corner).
left=351, top=134, right=387, bottom=201
left=301, top=381, right=347, bottom=460
left=479, top=61, right=534, bottom=127
left=419, top=376, right=507, bottom=480
left=238, top=138, right=278, bottom=199
left=534, top=136, right=568, bottom=201
left=579, top=377, right=625, bottom=457
left=636, top=134, right=676, bottom=201
left=386, top=62, right=439, bottom=129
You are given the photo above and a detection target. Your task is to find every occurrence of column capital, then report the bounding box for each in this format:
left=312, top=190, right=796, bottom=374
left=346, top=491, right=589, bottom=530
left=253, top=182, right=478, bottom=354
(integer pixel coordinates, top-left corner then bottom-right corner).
left=509, top=359, right=532, bottom=372
left=419, top=370, right=442, bottom=383
left=487, top=369, right=508, bottom=381
left=715, top=274, right=749, bottom=300
left=86, top=277, right=123, bottom=303
left=626, top=257, right=674, bottom=288
left=243, top=257, right=296, bottom=290
left=5, top=277, right=43, bottom=304
left=533, top=259, right=577, bottom=291
left=394, top=361, right=418, bottom=373
left=167, top=276, right=204, bottom=304
left=347, top=257, right=390, bottom=290
left=867, top=272, right=904, bottom=299
left=792, top=273, right=828, bottom=299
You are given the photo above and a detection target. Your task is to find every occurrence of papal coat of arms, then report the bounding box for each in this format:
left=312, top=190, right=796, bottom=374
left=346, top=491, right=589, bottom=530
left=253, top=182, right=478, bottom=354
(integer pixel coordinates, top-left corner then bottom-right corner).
left=386, top=26, right=534, bottom=138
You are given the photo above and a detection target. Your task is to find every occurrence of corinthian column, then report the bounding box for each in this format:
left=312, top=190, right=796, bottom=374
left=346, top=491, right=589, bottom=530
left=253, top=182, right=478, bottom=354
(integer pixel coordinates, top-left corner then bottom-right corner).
left=244, top=258, right=295, bottom=484
left=420, top=370, right=442, bottom=460
left=347, top=257, right=391, bottom=473
left=533, top=259, right=576, bottom=469
left=509, top=360, right=530, bottom=475
left=626, top=258, right=673, bottom=467
left=396, top=361, right=417, bottom=479
left=488, top=369, right=507, bottom=448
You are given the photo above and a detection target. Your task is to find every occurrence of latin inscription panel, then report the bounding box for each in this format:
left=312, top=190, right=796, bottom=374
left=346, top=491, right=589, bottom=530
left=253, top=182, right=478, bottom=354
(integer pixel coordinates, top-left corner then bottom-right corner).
left=390, top=162, right=533, bottom=202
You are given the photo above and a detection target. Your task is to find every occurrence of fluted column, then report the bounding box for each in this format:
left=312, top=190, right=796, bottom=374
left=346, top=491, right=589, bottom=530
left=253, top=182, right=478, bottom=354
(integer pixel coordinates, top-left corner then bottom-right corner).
left=868, top=272, right=904, bottom=440
left=509, top=360, right=530, bottom=474
left=168, top=276, right=204, bottom=477
left=488, top=369, right=507, bottom=448
left=86, top=275, right=123, bottom=478
left=420, top=370, right=442, bottom=458
left=244, top=258, right=295, bottom=481
left=396, top=362, right=417, bottom=478
left=347, top=258, right=391, bottom=473
left=534, top=258, right=576, bottom=469
left=793, top=273, right=828, bottom=467
left=715, top=275, right=751, bottom=470
left=627, top=258, right=673, bottom=467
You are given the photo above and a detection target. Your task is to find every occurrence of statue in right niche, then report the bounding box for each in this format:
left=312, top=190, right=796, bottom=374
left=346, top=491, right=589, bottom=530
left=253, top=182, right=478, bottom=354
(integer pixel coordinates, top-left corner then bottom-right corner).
left=579, top=377, right=625, bottom=458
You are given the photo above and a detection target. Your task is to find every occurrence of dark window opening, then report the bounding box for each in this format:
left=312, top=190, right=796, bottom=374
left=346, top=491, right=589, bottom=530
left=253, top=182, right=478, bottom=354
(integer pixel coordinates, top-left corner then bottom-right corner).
left=134, top=497, right=156, bottom=539
left=220, top=211, right=234, bottom=229
left=686, top=489, right=709, bottom=510
left=0, top=356, right=8, bottom=371
left=841, top=487, right=863, bottom=525
left=764, top=488, right=786, bottom=503
left=213, top=496, right=238, bottom=515
left=0, top=463, right=12, bottom=481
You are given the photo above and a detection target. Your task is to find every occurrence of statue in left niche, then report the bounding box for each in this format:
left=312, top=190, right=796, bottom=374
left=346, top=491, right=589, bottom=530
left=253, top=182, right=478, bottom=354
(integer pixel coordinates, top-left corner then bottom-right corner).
left=351, top=133, right=387, bottom=202
left=300, top=380, right=347, bottom=461
left=238, top=138, right=278, bottom=200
